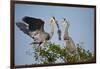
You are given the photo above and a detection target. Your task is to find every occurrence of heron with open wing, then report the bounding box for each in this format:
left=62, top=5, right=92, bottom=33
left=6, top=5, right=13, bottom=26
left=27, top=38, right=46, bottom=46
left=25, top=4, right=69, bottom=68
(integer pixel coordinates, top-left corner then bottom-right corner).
left=16, top=16, right=55, bottom=46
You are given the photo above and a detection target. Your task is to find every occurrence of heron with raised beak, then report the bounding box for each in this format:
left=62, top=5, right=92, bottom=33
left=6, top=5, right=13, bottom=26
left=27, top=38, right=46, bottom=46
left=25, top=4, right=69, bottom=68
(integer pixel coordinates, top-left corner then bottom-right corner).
left=62, top=18, right=77, bottom=53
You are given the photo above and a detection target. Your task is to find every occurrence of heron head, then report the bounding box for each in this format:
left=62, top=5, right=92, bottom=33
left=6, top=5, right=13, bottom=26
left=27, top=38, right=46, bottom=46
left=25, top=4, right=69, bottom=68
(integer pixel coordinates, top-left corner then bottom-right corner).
left=63, top=18, right=70, bottom=28
left=50, top=16, right=56, bottom=24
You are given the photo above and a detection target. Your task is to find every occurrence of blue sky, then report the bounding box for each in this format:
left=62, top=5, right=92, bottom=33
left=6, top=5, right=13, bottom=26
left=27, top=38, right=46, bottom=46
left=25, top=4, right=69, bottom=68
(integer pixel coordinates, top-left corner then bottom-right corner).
left=15, top=4, right=94, bottom=65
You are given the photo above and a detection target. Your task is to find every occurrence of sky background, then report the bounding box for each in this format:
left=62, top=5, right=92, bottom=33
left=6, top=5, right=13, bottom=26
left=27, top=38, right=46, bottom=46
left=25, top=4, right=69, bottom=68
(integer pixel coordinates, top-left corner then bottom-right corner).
left=15, top=4, right=94, bottom=65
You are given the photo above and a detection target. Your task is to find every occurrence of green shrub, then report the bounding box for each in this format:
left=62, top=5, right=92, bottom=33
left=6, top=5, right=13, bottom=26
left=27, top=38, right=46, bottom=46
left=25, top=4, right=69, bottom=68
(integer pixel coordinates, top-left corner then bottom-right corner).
left=31, top=42, right=94, bottom=64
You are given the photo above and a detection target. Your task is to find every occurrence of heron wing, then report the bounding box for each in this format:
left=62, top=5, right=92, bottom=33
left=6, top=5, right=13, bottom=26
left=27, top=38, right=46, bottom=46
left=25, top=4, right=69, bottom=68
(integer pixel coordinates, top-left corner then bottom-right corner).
left=22, top=16, right=44, bottom=32
left=16, top=22, right=30, bottom=36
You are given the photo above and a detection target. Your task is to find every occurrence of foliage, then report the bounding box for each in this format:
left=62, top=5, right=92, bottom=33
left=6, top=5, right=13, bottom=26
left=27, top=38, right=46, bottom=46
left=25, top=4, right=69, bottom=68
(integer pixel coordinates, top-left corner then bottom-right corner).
left=31, top=42, right=94, bottom=64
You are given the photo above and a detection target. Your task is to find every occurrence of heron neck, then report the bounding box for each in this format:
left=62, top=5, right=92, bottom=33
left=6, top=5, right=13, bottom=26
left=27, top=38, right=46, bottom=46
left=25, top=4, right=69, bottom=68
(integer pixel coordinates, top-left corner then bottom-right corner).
left=64, top=24, right=69, bottom=35
left=50, top=23, right=54, bottom=36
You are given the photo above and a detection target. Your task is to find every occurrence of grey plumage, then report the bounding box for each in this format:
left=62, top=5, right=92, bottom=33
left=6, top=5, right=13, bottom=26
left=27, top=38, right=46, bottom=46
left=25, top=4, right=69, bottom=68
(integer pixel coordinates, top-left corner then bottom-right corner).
left=16, top=16, right=55, bottom=46
left=16, top=22, right=29, bottom=36
left=63, top=18, right=77, bottom=54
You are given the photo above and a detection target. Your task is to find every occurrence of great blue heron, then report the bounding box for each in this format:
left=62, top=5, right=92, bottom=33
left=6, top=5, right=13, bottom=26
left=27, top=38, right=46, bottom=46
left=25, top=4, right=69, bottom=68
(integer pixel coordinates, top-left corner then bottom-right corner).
left=16, top=16, right=55, bottom=46
left=62, top=18, right=77, bottom=53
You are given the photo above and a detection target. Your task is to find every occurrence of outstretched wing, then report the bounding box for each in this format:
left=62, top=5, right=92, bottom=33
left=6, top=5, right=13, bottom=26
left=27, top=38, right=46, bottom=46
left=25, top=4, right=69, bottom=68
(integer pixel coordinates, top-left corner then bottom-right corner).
left=16, top=22, right=30, bottom=36
left=22, top=16, right=44, bottom=32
